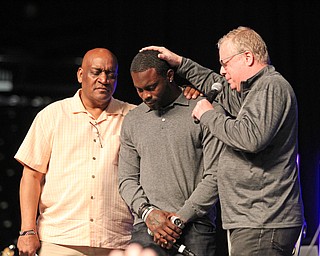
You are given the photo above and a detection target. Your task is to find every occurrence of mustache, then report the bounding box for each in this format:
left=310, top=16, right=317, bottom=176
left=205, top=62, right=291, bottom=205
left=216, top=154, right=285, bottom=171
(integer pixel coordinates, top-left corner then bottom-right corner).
left=94, top=86, right=112, bottom=91
left=143, top=99, right=155, bottom=105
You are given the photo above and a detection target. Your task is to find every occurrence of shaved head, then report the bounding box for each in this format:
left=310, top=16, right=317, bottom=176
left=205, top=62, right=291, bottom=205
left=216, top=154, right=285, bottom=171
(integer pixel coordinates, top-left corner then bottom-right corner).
left=82, top=48, right=118, bottom=69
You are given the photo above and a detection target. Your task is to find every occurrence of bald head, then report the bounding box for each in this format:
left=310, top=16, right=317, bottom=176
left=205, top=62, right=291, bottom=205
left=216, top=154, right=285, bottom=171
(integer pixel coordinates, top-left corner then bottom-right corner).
left=82, top=48, right=118, bottom=69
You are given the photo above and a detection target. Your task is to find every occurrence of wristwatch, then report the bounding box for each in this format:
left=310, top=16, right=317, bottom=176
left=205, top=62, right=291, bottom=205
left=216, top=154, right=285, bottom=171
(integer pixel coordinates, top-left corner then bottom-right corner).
left=171, top=216, right=185, bottom=229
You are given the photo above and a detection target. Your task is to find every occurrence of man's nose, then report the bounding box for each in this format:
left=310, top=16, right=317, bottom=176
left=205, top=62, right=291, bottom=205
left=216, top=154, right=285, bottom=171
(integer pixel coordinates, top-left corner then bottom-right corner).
left=142, top=91, right=151, bottom=100
left=98, top=71, right=114, bottom=84
left=98, top=72, right=108, bottom=83
left=220, top=66, right=226, bottom=76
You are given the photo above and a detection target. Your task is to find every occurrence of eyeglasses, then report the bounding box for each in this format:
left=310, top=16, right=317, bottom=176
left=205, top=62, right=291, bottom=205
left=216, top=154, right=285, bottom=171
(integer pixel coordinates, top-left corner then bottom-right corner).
left=219, top=51, right=245, bottom=68
left=90, top=121, right=103, bottom=148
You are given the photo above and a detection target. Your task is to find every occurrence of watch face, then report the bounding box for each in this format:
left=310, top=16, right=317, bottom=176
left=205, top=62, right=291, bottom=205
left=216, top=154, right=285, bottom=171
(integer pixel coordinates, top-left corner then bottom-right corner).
left=171, top=216, right=185, bottom=229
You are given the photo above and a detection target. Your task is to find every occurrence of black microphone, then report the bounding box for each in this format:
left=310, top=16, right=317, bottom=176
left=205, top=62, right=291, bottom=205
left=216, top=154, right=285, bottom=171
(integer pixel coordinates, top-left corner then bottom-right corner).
left=205, top=82, right=223, bottom=103
left=194, top=82, right=223, bottom=124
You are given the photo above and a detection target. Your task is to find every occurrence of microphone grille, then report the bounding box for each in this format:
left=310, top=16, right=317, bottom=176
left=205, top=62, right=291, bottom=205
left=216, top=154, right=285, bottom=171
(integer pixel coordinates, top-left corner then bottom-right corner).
left=211, top=82, right=223, bottom=92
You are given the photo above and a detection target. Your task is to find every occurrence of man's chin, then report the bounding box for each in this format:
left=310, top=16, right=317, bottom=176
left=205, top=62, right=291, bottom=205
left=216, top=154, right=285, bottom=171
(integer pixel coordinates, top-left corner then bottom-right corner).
left=147, top=105, right=156, bottom=110
left=97, top=94, right=112, bottom=104
left=229, top=84, right=237, bottom=91
left=145, top=102, right=157, bottom=110
left=95, top=90, right=112, bottom=98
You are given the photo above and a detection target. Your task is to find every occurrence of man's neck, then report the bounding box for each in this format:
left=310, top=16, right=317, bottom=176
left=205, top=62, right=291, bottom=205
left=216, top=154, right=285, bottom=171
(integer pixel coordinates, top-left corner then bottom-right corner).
left=160, top=84, right=182, bottom=109
left=79, top=91, right=111, bottom=119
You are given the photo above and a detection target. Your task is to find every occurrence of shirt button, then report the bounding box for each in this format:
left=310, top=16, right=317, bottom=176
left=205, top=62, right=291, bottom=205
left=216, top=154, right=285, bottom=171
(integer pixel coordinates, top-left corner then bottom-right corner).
left=90, top=218, right=94, bottom=222
left=94, top=139, right=97, bottom=142
left=93, top=157, right=96, bottom=160
left=91, top=196, right=94, bottom=199
left=92, top=175, right=95, bottom=178
left=161, top=118, right=165, bottom=122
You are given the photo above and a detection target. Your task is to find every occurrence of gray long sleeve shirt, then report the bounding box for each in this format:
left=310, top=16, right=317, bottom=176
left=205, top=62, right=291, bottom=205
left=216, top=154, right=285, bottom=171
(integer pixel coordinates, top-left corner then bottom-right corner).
left=177, top=58, right=304, bottom=229
left=118, top=93, right=225, bottom=225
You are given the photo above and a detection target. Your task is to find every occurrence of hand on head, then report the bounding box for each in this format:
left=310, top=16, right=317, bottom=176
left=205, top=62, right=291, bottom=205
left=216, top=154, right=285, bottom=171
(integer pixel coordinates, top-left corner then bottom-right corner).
left=139, top=46, right=182, bottom=68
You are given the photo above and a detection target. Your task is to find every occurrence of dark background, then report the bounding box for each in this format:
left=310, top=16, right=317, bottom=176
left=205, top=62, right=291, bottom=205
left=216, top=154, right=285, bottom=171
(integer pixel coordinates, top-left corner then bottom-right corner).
left=0, top=0, right=319, bottom=254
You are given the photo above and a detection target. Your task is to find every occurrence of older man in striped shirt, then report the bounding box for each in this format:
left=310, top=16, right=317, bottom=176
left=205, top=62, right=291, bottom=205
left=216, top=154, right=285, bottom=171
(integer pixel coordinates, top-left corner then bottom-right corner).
left=15, top=48, right=136, bottom=256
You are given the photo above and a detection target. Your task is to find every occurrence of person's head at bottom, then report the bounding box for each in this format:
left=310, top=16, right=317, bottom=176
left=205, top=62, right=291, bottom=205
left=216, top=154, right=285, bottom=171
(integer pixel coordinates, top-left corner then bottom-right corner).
left=109, top=242, right=164, bottom=256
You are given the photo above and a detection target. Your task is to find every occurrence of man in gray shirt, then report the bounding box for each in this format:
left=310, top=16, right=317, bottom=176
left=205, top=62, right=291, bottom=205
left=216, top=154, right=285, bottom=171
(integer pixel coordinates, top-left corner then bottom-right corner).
left=118, top=50, right=224, bottom=256
left=141, top=26, right=305, bottom=256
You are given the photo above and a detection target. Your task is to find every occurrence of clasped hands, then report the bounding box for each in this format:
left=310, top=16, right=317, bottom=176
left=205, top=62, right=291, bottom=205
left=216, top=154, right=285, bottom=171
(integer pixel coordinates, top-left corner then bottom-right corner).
left=145, top=209, right=184, bottom=250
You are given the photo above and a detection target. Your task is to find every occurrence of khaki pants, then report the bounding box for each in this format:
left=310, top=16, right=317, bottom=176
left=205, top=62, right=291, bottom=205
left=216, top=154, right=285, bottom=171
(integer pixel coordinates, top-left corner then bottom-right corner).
left=39, top=241, right=118, bottom=256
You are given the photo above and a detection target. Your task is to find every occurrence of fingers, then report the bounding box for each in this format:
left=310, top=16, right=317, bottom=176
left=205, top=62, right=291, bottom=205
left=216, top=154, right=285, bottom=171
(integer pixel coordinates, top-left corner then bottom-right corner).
left=139, top=45, right=167, bottom=61
left=192, top=99, right=214, bottom=120
left=139, top=46, right=164, bottom=52
left=183, top=86, right=203, bottom=100
left=154, top=232, right=172, bottom=250
left=18, top=252, right=38, bottom=256
left=139, top=46, right=182, bottom=67
left=192, top=106, right=198, bottom=121
left=146, top=210, right=182, bottom=250
left=152, top=229, right=176, bottom=245
left=17, top=235, right=40, bottom=256
left=152, top=222, right=182, bottom=250
left=139, top=46, right=169, bottom=62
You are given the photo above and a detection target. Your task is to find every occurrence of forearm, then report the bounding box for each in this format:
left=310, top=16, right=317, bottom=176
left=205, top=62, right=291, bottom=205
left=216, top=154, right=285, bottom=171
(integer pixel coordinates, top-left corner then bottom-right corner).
left=177, top=104, right=225, bottom=222
left=118, top=148, right=148, bottom=216
left=177, top=58, right=225, bottom=93
left=177, top=140, right=222, bottom=222
left=119, top=177, right=148, bottom=217
left=202, top=87, right=283, bottom=152
left=19, top=166, right=43, bottom=230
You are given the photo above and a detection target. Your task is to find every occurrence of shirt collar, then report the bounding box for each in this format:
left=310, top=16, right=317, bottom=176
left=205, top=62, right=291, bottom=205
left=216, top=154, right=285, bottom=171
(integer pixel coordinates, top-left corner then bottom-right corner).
left=141, top=92, right=189, bottom=113
left=240, top=65, right=272, bottom=92
left=71, top=89, right=125, bottom=118
left=71, top=89, right=87, bottom=114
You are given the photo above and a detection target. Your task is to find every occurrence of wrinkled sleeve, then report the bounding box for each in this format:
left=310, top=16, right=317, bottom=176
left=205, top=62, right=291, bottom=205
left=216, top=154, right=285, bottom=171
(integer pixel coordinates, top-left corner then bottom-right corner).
left=118, top=115, right=148, bottom=217
left=177, top=58, right=226, bottom=94
left=201, top=80, right=287, bottom=153
left=177, top=103, right=225, bottom=222
left=14, top=110, right=52, bottom=173
left=178, top=57, right=241, bottom=117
